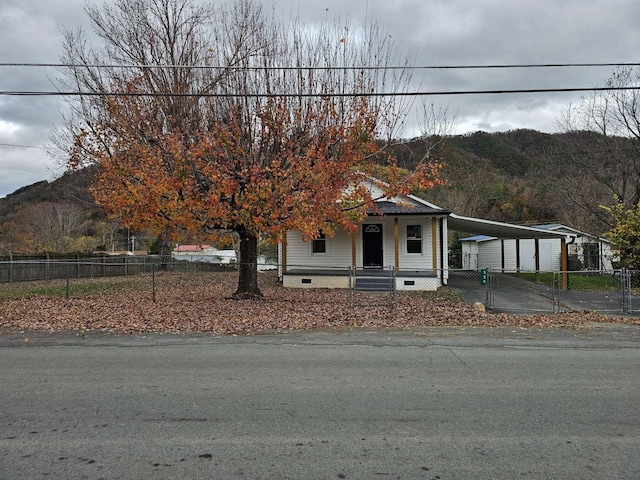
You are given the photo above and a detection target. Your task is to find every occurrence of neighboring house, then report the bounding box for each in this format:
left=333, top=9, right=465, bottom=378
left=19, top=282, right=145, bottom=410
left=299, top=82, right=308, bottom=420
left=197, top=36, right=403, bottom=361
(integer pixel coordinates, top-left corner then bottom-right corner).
left=279, top=186, right=451, bottom=291
left=531, top=224, right=616, bottom=271
left=459, top=224, right=616, bottom=272
left=172, top=244, right=237, bottom=264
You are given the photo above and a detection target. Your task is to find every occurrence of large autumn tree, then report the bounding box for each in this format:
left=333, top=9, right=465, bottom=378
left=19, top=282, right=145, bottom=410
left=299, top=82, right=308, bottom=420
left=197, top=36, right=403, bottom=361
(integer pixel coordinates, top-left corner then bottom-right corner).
left=57, top=0, right=444, bottom=298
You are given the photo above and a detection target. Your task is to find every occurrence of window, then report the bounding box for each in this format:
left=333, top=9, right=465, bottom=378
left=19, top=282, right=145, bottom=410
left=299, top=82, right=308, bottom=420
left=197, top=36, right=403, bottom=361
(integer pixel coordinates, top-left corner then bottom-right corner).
left=312, top=232, right=326, bottom=254
left=406, top=224, right=422, bottom=254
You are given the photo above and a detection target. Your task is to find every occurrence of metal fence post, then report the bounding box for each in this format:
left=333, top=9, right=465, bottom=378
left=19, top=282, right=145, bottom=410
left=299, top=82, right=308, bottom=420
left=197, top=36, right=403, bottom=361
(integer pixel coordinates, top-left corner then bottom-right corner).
left=152, top=263, right=156, bottom=303
left=552, top=271, right=562, bottom=314
left=620, top=268, right=631, bottom=314
left=391, top=266, right=397, bottom=303
left=484, top=267, right=494, bottom=309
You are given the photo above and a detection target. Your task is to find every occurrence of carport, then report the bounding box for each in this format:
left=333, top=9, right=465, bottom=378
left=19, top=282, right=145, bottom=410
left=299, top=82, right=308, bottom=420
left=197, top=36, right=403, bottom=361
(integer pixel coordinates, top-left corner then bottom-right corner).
left=444, top=214, right=636, bottom=315
left=447, top=213, right=572, bottom=286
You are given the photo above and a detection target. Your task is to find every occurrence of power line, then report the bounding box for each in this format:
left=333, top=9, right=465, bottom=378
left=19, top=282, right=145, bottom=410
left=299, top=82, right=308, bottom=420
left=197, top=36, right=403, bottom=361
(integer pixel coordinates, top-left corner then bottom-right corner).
left=0, top=142, right=43, bottom=149
left=1, top=62, right=639, bottom=70
left=1, top=86, right=639, bottom=98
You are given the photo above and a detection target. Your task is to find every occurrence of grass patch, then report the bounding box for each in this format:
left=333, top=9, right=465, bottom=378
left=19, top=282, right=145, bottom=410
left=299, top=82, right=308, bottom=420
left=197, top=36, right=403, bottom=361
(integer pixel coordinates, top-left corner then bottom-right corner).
left=512, top=271, right=619, bottom=291
left=0, top=276, right=148, bottom=300
left=411, top=286, right=466, bottom=303
left=512, top=272, right=554, bottom=286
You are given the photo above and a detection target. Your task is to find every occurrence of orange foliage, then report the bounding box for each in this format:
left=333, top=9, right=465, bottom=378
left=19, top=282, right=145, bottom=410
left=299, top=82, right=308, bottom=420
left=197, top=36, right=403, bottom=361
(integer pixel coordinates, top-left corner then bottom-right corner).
left=79, top=79, right=444, bottom=243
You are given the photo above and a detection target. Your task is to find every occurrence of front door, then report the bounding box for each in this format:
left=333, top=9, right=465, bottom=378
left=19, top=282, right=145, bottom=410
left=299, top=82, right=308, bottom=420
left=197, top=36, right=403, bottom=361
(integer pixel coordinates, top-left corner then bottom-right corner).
left=362, top=224, right=383, bottom=268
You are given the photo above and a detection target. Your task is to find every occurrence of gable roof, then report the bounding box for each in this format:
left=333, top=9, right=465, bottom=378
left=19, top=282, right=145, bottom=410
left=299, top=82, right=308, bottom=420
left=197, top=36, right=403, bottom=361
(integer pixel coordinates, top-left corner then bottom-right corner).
left=532, top=224, right=612, bottom=243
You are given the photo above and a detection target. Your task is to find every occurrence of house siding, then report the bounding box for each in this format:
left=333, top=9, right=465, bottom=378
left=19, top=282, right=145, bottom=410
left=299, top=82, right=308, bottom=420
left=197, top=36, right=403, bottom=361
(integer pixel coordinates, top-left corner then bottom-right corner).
left=478, top=240, right=502, bottom=270
left=285, top=229, right=353, bottom=269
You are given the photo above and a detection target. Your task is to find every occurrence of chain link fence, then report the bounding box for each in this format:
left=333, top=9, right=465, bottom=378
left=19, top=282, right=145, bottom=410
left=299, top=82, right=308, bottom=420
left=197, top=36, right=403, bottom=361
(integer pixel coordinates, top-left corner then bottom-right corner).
left=1, top=256, right=639, bottom=316
left=552, top=268, right=640, bottom=315
left=0, top=258, right=407, bottom=306
left=0, top=255, right=248, bottom=284
left=451, top=268, right=640, bottom=316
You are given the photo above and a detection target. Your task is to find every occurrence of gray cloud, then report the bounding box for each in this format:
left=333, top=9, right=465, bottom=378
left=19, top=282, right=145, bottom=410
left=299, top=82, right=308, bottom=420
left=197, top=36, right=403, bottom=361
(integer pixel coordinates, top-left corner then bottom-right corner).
left=1, top=0, right=639, bottom=196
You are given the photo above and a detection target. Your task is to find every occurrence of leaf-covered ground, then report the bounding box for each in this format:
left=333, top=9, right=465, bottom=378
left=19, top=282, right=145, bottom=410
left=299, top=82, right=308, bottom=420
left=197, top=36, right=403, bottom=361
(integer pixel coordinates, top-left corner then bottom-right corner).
left=0, top=271, right=638, bottom=335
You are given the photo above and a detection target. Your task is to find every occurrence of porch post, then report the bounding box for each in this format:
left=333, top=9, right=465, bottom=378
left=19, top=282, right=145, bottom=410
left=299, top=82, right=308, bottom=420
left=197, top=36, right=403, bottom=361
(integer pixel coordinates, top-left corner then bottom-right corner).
left=431, top=217, right=438, bottom=275
left=394, top=218, right=399, bottom=269
left=281, top=230, right=287, bottom=273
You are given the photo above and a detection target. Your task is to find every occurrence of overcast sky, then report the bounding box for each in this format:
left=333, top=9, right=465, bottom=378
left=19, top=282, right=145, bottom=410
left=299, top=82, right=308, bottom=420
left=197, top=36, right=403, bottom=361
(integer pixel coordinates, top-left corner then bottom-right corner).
left=1, top=0, right=640, bottom=198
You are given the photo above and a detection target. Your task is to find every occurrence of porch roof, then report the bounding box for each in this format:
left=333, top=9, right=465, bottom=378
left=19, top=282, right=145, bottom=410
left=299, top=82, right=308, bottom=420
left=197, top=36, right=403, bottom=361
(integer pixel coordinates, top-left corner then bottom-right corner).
left=368, top=201, right=449, bottom=216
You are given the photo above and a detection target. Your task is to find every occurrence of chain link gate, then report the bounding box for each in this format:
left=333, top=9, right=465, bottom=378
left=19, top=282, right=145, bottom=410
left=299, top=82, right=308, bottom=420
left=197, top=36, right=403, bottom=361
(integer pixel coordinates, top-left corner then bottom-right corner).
left=552, top=269, right=635, bottom=315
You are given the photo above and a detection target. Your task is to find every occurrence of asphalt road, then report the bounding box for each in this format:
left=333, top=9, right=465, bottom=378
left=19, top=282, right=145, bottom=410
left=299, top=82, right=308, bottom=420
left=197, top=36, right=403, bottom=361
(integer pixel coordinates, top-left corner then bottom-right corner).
left=1, top=325, right=640, bottom=479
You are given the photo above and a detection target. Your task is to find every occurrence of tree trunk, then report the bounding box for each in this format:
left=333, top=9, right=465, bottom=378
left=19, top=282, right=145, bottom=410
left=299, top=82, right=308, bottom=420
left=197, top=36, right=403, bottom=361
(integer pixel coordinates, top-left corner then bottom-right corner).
left=233, top=228, right=263, bottom=299
left=157, top=232, right=173, bottom=270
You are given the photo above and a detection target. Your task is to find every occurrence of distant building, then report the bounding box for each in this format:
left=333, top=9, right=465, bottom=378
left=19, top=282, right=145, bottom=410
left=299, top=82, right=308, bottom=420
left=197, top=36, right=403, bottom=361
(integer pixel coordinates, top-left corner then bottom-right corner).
left=459, top=224, right=616, bottom=272
left=172, top=245, right=236, bottom=264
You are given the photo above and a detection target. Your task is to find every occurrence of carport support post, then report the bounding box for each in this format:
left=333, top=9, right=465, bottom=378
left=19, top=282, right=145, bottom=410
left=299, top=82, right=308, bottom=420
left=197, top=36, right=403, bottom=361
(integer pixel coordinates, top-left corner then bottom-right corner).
left=432, top=218, right=438, bottom=276
left=535, top=239, right=540, bottom=283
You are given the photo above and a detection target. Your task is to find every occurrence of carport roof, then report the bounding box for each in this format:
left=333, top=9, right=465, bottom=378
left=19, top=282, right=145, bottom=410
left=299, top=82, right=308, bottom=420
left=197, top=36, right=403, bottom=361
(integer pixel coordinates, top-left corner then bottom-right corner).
left=448, top=213, right=571, bottom=239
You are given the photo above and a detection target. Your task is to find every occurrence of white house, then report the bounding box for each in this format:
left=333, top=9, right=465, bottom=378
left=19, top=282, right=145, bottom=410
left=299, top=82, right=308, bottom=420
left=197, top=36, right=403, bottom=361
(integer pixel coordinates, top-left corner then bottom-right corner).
left=459, top=224, right=616, bottom=272
left=278, top=178, right=586, bottom=290
left=279, top=187, right=451, bottom=291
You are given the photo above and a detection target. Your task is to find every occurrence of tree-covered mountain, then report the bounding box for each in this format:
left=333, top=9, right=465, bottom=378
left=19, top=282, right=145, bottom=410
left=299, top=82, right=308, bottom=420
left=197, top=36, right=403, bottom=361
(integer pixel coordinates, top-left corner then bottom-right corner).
left=0, top=129, right=631, bottom=253
left=411, top=128, right=630, bottom=235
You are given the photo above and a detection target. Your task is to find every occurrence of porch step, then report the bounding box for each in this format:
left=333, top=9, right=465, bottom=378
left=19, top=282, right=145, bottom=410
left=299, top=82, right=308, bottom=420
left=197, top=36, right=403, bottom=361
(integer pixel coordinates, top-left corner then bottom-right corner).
left=355, top=274, right=394, bottom=292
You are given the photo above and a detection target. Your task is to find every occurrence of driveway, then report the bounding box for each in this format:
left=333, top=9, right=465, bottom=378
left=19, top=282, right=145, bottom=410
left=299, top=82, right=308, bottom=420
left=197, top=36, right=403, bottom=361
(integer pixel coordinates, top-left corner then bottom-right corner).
left=447, top=270, right=640, bottom=315
left=447, top=270, right=556, bottom=314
